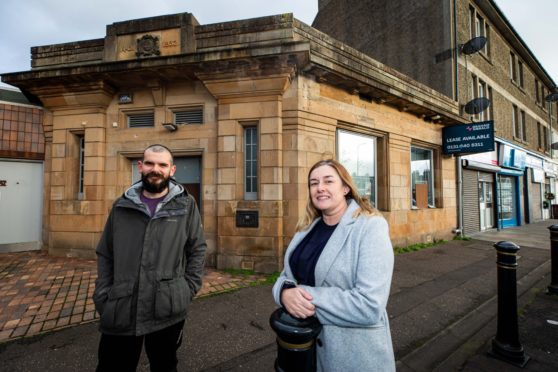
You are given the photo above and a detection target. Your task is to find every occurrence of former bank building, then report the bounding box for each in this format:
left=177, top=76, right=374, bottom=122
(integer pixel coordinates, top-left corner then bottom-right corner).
left=4, top=11, right=497, bottom=272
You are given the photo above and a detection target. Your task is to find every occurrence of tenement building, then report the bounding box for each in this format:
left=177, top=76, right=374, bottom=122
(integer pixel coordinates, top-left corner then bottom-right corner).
left=2, top=13, right=466, bottom=271
left=314, top=0, right=558, bottom=234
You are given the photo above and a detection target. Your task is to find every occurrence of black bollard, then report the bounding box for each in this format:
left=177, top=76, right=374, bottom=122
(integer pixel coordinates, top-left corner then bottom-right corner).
left=269, top=308, right=322, bottom=372
left=547, top=225, right=558, bottom=295
left=488, top=241, right=529, bottom=367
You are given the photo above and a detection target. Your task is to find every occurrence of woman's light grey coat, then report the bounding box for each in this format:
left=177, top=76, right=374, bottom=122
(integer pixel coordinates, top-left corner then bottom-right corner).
left=272, top=200, right=395, bottom=371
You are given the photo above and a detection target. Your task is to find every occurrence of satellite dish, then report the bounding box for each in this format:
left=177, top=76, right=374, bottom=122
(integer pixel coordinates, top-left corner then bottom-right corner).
left=461, top=36, right=487, bottom=55
left=545, top=92, right=558, bottom=102
left=464, top=97, right=491, bottom=115
left=551, top=142, right=558, bottom=150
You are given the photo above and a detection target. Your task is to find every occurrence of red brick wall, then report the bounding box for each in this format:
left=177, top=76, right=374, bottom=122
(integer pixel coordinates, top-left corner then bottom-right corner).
left=0, top=103, right=44, bottom=160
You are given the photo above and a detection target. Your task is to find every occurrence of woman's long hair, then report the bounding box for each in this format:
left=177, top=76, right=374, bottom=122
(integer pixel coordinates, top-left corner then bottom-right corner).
left=296, top=159, right=380, bottom=231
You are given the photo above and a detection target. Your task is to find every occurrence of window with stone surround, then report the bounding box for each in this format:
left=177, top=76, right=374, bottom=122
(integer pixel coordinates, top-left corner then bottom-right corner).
left=411, top=146, right=435, bottom=209
left=472, top=75, right=492, bottom=122
left=78, top=134, right=85, bottom=199
left=469, top=6, right=489, bottom=56
left=337, top=130, right=376, bottom=207
left=243, top=125, right=258, bottom=200
left=509, top=53, right=524, bottom=88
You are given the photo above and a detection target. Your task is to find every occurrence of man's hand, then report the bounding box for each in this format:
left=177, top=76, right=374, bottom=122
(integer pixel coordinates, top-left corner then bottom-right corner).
left=281, top=287, right=315, bottom=318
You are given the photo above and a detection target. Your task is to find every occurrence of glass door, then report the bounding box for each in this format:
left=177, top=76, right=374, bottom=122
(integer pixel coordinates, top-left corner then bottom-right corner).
left=498, top=175, right=518, bottom=228
left=479, top=181, right=494, bottom=230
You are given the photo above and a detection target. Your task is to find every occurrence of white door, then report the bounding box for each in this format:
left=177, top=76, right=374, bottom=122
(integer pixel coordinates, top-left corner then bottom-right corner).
left=0, top=160, right=43, bottom=251
left=479, top=181, right=494, bottom=230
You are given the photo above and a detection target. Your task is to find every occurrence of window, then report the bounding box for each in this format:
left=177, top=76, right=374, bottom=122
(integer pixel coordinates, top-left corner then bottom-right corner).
left=515, top=108, right=527, bottom=142
left=173, top=106, right=203, bottom=125
left=411, top=147, right=434, bottom=208
left=518, top=61, right=524, bottom=88
left=535, top=79, right=541, bottom=103
left=244, top=126, right=258, bottom=200
left=470, top=6, right=489, bottom=55
left=78, top=134, right=85, bottom=199
left=510, top=53, right=517, bottom=82
left=538, top=122, right=543, bottom=150
left=471, top=75, right=492, bottom=121
left=509, top=52, right=524, bottom=87
left=337, top=130, right=377, bottom=206
left=520, top=110, right=526, bottom=141
left=537, top=122, right=548, bottom=151
left=545, top=126, right=550, bottom=152
left=127, top=112, right=154, bottom=128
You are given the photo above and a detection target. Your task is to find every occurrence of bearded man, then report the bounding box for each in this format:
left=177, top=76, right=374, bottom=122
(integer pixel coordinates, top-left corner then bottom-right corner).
left=93, top=144, right=206, bottom=372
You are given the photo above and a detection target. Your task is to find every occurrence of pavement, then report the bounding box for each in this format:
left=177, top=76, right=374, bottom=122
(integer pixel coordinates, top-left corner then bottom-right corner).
left=0, top=220, right=557, bottom=371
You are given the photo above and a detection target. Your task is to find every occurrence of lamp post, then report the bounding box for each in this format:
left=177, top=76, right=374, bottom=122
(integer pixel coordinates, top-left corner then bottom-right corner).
left=546, top=90, right=558, bottom=215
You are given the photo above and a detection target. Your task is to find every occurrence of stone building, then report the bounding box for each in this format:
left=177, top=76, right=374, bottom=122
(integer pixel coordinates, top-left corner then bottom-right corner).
left=2, top=12, right=465, bottom=271
left=0, top=87, right=45, bottom=252
left=314, top=0, right=558, bottom=234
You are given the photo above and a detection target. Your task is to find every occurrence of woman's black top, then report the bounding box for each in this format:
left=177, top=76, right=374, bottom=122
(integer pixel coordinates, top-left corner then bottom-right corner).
left=289, top=219, right=338, bottom=286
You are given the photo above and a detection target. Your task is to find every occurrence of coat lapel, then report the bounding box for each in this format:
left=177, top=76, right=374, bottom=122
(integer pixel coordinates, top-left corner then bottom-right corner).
left=314, top=200, right=358, bottom=286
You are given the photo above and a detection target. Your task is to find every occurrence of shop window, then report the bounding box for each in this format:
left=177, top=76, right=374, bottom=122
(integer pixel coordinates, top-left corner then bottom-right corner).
left=411, top=146, right=435, bottom=208
left=127, top=112, right=154, bottom=128
left=244, top=125, right=258, bottom=200
left=173, top=106, right=203, bottom=125
left=337, top=130, right=377, bottom=207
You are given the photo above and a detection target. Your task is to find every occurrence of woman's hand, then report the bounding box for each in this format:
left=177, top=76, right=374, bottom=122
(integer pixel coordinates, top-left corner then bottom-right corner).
left=281, top=287, right=316, bottom=318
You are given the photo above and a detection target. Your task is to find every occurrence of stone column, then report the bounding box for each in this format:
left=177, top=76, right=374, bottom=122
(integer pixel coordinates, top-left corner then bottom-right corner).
left=200, top=70, right=294, bottom=272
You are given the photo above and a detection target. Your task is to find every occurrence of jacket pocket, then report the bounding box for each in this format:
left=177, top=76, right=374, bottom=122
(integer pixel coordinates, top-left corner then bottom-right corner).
left=155, top=277, right=191, bottom=319
left=100, top=281, right=134, bottom=330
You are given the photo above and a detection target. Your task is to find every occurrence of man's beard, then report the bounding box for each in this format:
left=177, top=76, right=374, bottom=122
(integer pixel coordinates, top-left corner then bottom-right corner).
left=141, top=172, right=171, bottom=194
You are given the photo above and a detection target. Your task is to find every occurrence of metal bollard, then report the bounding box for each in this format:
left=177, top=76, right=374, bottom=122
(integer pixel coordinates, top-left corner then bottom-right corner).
left=488, top=241, right=529, bottom=367
left=269, top=308, right=322, bottom=372
left=547, top=225, right=558, bottom=295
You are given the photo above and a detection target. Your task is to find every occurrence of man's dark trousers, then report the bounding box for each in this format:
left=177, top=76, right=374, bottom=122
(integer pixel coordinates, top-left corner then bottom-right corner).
left=96, top=320, right=185, bottom=372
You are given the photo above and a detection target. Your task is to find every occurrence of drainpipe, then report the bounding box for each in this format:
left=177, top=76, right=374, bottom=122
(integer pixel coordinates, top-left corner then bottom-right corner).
left=453, top=0, right=459, bottom=101
left=456, top=155, right=464, bottom=237
left=453, top=0, right=462, bottom=237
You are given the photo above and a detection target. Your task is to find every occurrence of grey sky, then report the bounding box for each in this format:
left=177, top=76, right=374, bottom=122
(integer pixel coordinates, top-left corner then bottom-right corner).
left=0, top=0, right=556, bottom=89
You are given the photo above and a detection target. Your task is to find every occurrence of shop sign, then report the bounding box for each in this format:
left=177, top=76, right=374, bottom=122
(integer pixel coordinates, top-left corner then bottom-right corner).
left=525, top=154, right=543, bottom=169
left=442, top=120, right=494, bottom=155
left=462, top=148, right=498, bottom=165
left=499, top=144, right=526, bottom=170
left=532, top=168, right=545, bottom=183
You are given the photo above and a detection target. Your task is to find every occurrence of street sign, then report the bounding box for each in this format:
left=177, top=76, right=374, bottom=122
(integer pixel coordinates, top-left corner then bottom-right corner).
left=442, top=120, right=494, bottom=155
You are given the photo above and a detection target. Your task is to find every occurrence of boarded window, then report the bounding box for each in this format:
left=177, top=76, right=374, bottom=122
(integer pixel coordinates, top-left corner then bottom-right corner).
left=128, top=112, right=154, bottom=128
left=174, top=107, right=203, bottom=125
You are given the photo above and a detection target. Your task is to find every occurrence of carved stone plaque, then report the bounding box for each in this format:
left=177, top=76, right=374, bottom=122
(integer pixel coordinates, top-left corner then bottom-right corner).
left=136, top=34, right=160, bottom=57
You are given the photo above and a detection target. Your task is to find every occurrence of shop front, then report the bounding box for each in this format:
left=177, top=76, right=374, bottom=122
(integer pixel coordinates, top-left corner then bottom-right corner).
left=497, top=143, right=525, bottom=229
left=461, top=150, right=500, bottom=234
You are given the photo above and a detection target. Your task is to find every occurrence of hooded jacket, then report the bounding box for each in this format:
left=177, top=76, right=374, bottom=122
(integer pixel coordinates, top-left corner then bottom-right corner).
left=93, top=180, right=206, bottom=336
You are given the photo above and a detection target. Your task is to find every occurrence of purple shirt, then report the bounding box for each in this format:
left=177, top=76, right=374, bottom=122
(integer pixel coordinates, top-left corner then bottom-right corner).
left=140, top=193, right=166, bottom=217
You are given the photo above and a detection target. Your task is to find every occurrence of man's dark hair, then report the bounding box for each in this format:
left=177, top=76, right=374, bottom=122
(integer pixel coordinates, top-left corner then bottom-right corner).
left=144, top=144, right=174, bottom=164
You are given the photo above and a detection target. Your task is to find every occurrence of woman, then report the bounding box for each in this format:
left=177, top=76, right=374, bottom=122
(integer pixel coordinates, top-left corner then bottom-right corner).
left=272, top=159, right=395, bottom=371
